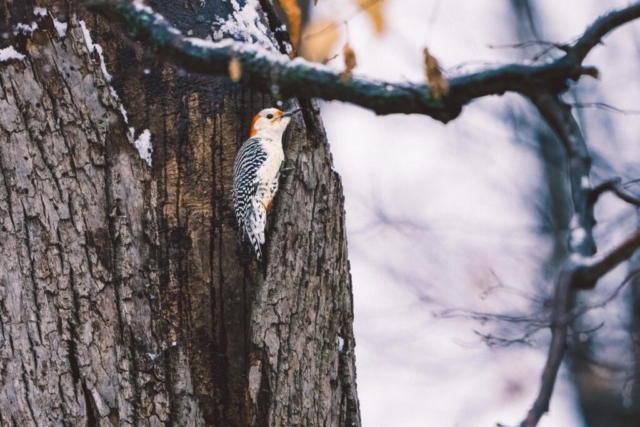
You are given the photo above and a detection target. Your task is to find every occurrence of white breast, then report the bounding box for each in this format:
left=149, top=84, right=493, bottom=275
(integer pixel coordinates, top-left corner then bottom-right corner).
left=256, top=138, right=284, bottom=183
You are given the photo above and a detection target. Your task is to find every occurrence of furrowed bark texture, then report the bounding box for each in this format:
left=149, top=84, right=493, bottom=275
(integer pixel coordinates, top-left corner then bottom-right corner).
left=0, top=6, right=168, bottom=427
left=0, top=1, right=360, bottom=426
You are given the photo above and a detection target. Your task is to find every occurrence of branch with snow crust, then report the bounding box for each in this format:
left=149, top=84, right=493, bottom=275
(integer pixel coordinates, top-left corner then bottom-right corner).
left=85, top=0, right=640, bottom=122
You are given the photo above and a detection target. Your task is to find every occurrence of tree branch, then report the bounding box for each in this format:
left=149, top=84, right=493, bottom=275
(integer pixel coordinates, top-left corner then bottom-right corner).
left=520, top=226, right=640, bottom=427
left=85, top=0, right=640, bottom=122
left=590, top=178, right=640, bottom=207
left=520, top=267, right=574, bottom=427
left=529, top=92, right=595, bottom=256
left=519, top=228, right=640, bottom=427
left=571, top=4, right=640, bottom=63
left=576, top=229, right=640, bottom=289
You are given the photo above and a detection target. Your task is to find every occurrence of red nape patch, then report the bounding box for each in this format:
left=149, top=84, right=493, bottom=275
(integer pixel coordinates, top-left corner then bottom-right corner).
left=249, top=114, right=261, bottom=137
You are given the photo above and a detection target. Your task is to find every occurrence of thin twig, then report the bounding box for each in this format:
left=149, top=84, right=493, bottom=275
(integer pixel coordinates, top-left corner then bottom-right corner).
left=570, top=102, right=640, bottom=115
left=488, top=40, right=570, bottom=52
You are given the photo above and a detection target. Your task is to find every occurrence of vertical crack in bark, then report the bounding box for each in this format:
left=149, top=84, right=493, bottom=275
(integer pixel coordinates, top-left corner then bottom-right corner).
left=20, top=360, right=38, bottom=426
left=209, top=108, right=224, bottom=424
left=0, top=138, right=17, bottom=231
left=256, top=345, right=272, bottom=427
left=81, top=381, right=98, bottom=427
left=22, top=208, right=44, bottom=344
left=103, top=132, right=126, bottom=339
left=67, top=339, right=81, bottom=386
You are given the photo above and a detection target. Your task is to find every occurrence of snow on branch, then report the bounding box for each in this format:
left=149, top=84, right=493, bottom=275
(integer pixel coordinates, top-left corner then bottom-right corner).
left=85, top=0, right=640, bottom=123
left=530, top=92, right=596, bottom=257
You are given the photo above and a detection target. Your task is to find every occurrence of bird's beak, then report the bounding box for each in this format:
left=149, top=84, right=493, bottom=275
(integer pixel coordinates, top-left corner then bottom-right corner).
left=281, top=108, right=302, bottom=118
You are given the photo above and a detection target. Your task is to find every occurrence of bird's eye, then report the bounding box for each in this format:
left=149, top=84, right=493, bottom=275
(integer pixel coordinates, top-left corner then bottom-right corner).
left=266, top=114, right=274, bottom=119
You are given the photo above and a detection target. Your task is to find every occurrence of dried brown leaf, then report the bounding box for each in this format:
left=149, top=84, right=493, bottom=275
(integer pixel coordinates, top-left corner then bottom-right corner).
left=229, top=57, right=242, bottom=82
left=355, top=0, right=385, bottom=34
left=299, top=19, right=340, bottom=63
left=276, top=0, right=302, bottom=56
left=423, top=47, right=449, bottom=99
left=341, top=43, right=357, bottom=81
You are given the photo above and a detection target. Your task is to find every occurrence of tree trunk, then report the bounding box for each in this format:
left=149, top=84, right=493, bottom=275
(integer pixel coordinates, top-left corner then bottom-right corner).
left=0, top=1, right=360, bottom=426
left=569, top=216, right=640, bottom=427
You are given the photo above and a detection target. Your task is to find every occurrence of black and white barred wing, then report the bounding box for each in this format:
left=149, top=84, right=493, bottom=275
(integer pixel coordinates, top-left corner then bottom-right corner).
left=233, top=138, right=268, bottom=260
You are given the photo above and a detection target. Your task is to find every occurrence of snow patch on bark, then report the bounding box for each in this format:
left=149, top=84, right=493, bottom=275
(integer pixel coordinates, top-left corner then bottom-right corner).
left=53, top=19, right=68, bottom=38
left=79, top=20, right=112, bottom=81
left=569, top=214, right=587, bottom=249
left=13, top=22, right=38, bottom=36
left=0, top=46, right=25, bottom=62
left=212, top=0, right=275, bottom=48
left=80, top=19, right=154, bottom=167
left=33, top=7, right=47, bottom=17
left=134, top=129, right=153, bottom=166
left=79, top=20, right=122, bottom=114
left=32, top=7, right=67, bottom=38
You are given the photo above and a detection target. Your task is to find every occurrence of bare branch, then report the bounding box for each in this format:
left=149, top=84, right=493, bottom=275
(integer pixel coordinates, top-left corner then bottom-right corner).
left=487, top=40, right=570, bottom=52
left=85, top=0, right=640, bottom=122
left=570, top=102, right=640, bottom=115
left=520, top=268, right=574, bottom=427
left=575, top=229, right=640, bottom=289
left=571, top=4, right=640, bottom=63
left=529, top=92, right=595, bottom=256
left=520, top=232, right=640, bottom=427
left=520, top=12, right=640, bottom=419
left=590, top=178, right=640, bottom=207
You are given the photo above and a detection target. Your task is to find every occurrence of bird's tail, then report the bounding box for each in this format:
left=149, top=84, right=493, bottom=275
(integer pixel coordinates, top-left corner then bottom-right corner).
left=245, top=200, right=267, bottom=262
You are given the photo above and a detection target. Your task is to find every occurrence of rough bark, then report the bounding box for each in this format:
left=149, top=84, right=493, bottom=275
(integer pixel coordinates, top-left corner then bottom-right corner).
left=0, top=1, right=360, bottom=426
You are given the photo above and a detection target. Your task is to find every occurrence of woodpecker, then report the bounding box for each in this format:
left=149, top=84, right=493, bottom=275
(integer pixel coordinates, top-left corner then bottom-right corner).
left=233, top=107, right=301, bottom=262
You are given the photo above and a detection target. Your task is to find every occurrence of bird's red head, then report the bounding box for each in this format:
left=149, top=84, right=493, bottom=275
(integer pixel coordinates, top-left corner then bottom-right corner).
left=249, top=109, right=285, bottom=137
